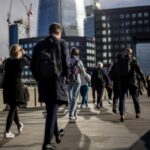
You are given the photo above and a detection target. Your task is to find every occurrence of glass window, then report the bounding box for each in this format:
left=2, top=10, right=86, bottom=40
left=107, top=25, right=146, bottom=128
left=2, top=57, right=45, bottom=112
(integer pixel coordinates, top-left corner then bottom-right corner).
left=138, top=12, right=142, bottom=17
left=102, top=30, right=107, bottom=35
left=103, top=60, right=107, bottom=64
left=108, top=37, right=111, bottom=42
left=132, top=20, right=136, bottom=25
left=24, top=44, right=28, bottom=48
left=102, top=23, right=106, bottom=28
left=120, top=44, right=125, bottom=49
left=126, top=14, right=130, bottom=18
left=120, top=14, right=124, bottom=19
left=144, top=27, right=149, bottom=32
left=132, top=13, right=136, bottom=18
left=144, top=20, right=149, bottom=24
left=103, top=52, right=107, bottom=57
left=125, top=21, right=130, bottom=26
left=102, top=37, right=107, bottom=43
left=126, top=43, right=131, bottom=48
left=144, top=12, right=149, bottom=17
left=120, top=36, right=125, bottom=41
left=103, top=45, right=107, bottom=50
left=126, top=29, right=130, bottom=34
left=76, top=42, right=80, bottom=46
left=29, top=43, right=32, bottom=48
left=70, top=42, right=74, bottom=46
left=108, top=30, right=111, bottom=35
left=108, top=52, right=112, bottom=57
left=101, top=16, right=106, bottom=20
left=138, top=20, right=143, bottom=25
left=126, top=36, right=131, bottom=41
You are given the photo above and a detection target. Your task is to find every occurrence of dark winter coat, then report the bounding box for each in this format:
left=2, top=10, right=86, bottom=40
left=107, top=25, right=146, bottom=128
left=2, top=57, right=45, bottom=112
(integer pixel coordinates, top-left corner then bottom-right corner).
left=3, top=56, right=30, bottom=105
left=30, top=35, right=70, bottom=104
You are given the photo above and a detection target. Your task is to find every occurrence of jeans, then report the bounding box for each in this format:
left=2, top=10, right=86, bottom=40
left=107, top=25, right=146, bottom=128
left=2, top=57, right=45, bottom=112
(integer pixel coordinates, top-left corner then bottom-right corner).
left=80, top=85, right=89, bottom=106
left=119, top=80, right=140, bottom=116
left=69, top=82, right=81, bottom=117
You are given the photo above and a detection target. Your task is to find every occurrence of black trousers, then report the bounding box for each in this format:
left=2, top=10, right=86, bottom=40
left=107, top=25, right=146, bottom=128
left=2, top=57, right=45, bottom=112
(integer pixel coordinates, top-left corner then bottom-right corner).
left=43, top=101, right=59, bottom=145
left=5, top=104, right=20, bottom=132
left=119, top=80, right=140, bottom=116
left=96, top=87, right=104, bottom=106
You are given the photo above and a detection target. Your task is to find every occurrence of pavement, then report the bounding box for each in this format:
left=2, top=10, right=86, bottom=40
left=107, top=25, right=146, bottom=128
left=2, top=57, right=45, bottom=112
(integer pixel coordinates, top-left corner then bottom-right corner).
left=0, top=95, right=150, bottom=150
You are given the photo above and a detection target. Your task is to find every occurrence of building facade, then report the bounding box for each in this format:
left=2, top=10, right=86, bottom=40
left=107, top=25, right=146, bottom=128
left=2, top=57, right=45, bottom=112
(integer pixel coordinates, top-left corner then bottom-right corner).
left=9, top=22, right=27, bottom=46
left=95, top=6, right=150, bottom=72
left=38, top=0, right=86, bottom=36
left=19, top=36, right=96, bottom=79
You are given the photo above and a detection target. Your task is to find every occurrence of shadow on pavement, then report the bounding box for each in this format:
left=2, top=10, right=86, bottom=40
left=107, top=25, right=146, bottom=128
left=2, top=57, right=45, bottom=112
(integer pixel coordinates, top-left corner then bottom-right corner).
left=57, top=122, right=91, bottom=150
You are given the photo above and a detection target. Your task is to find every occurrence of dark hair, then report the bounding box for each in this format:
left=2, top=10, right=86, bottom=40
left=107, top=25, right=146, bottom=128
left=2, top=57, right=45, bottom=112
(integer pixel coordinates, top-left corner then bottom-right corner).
left=70, top=47, right=79, bottom=57
left=49, top=23, right=62, bottom=34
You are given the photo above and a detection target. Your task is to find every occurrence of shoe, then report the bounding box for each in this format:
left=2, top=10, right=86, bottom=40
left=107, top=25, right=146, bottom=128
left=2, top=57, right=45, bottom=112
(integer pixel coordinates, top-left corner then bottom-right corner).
left=96, top=104, right=100, bottom=109
left=4, top=131, right=15, bottom=138
left=112, top=108, right=117, bottom=114
left=108, top=99, right=112, bottom=104
left=136, top=113, right=140, bottom=119
left=42, top=144, right=56, bottom=150
left=55, top=129, right=64, bottom=143
left=120, top=116, right=124, bottom=122
left=18, top=122, right=24, bottom=133
left=69, top=116, right=76, bottom=122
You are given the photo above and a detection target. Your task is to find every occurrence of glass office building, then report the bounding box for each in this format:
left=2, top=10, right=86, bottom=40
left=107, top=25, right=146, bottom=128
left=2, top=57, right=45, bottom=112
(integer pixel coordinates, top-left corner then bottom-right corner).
left=38, top=0, right=85, bottom=36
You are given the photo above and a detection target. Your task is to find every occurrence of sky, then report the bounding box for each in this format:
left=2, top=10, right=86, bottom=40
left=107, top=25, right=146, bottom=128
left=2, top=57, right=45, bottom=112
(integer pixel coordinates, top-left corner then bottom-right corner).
left=0, top=0, right=150, bottom=57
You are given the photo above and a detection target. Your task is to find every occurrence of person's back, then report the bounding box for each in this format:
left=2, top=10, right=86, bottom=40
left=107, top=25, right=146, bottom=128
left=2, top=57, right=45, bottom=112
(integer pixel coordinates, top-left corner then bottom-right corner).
left=31, top=23, right=69, bottom=150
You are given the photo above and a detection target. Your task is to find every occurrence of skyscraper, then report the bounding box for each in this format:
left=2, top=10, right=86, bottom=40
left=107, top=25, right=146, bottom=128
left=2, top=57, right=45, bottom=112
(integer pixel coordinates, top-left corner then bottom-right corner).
left=38, top=0, right=85, bottom=36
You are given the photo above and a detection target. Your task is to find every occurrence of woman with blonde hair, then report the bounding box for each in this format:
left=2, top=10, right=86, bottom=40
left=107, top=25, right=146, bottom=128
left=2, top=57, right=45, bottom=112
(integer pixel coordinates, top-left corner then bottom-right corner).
left=3, top=44, right=30, bottom=138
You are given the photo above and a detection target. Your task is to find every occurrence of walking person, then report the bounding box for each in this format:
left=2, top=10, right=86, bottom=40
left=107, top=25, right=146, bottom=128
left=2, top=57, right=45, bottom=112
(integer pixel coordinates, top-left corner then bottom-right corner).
left=3, top=44, right=30, bottom=138
left=108, top=54, right=122, bottom=113
left=69, top=47, right=86, bottom=121
left=80, top=68, right=91, bottom=108
left=116, top=48, right=147, bottom=122
left=91, top=62, right=109, bottom=109
left=31, top=23, right=69, bottom=150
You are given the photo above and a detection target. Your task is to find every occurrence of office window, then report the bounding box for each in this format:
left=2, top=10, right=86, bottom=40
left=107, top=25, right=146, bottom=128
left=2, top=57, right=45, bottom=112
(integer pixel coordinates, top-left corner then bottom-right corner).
left=101, top=16, right=106, bottom=21
left=102, top=23, right=106, bottom=28
left=126, top=29, right=130, bottom=34
left=103, top=60, right=107, bottom=64
left=70, top=42, right=74, bottom=46
left=126, top=36, right=131, bottom=41
left=138, top=12, right=142, bottom=17
left=144, top=19, right=149, bottom=24
left=76, top=42, right=80, bottom=46
left=132, top=20, right=136, bottom=25
left=108, top=30, right=111, bottom=35
left=144, top=12, right=149, bottom=17
left=103, top=45, right=107, bottom=50
left=108, top=37, right=112, bottom=42
left=125, top=21, right=130, bottom=26
left=29, top=43, right=32, bottom=48
left=138, top=20, right=143, bottom=25
left=102, top=37, right=107, bottom=43
left=125, top=14, right=130, bottom=18
left=102, top=52, right=107, bottom=57
left=120, top=14, right=124, bottom=19
left=132, top=13, right=136, bottom=18
left=102, top=30, right=107, bottom=35
left=120, top=44, right=125, bottom=49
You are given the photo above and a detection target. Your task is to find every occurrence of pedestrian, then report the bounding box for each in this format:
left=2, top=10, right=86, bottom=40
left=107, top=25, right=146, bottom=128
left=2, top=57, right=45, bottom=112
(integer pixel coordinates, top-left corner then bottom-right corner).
left=80, top=67, right=91, bottom=108
left=91, top=62, right=109, bottom=109
left=31, top=23, right=69, bottom=150
left=91, top=67, right=97, bottom=103
left=146, top=75, right=150, bottom=97
left=69, top=47, right=86, bottom=121
left=116, top=48, right=147, bottom=122
left=108, top=54, right=122, bottom=113
left=3, top=44, right=30, bottom=138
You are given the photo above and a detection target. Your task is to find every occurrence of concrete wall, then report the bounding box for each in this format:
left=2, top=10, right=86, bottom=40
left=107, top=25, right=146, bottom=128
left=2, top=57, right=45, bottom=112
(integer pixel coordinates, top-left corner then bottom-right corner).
left=0, top=86, right=108, bottom=111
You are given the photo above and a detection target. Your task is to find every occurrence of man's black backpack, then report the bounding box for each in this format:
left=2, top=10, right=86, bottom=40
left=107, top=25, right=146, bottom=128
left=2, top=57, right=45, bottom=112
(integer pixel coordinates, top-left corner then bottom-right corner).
left=36, top=36, right=62, bottom=80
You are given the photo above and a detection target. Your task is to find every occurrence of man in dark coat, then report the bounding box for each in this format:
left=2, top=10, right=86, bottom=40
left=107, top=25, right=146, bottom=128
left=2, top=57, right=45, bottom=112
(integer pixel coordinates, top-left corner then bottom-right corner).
left=116, top=48, right=147, bottom=122
left=30, top=23, right=69, bottom=150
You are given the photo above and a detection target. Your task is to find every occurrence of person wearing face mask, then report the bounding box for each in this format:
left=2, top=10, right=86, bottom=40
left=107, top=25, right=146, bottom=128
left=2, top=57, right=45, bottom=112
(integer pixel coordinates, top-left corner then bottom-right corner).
left=116, top=48, right=147, bottom=122
left=3, top=44, right=30, bottom=138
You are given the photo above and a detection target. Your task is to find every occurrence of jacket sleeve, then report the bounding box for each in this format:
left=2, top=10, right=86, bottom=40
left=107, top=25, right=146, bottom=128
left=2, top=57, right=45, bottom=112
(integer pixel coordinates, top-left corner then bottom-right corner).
left=60, top=40, right=70, bottom=80
left=133, top=59, right=146, bottom=85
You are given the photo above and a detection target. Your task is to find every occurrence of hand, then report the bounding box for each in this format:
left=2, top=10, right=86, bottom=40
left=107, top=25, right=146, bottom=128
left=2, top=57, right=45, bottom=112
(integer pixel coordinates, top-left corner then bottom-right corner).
left=21, top=49, right=26, bottom=55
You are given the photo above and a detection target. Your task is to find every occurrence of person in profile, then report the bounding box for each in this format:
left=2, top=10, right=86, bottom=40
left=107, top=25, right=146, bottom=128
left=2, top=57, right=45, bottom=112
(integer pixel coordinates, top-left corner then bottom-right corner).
left=31, top=23, right=69, bottom=150
left=3, top=44, right=30, bottom=138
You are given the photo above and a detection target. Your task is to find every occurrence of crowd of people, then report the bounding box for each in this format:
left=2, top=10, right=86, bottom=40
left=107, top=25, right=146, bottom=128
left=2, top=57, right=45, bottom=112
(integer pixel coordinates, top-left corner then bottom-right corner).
left=1, top=22, right=150, bottom=150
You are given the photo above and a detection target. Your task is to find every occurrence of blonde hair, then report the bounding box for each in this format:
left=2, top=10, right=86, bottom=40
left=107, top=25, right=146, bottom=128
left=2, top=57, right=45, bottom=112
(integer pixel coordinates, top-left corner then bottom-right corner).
left=9, top=44, right=21, bottom=58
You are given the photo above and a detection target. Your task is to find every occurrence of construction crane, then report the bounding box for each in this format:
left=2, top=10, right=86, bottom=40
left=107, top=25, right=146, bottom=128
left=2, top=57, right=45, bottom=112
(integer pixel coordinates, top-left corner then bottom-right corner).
left=7, top=0, right=13, bottom=25
left=20, top=0, right=33, bottom=38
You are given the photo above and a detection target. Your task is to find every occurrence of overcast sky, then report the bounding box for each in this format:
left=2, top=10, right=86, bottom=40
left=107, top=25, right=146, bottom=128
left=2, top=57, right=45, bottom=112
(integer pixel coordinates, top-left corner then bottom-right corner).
left=0, top=0, right=150, bottom=57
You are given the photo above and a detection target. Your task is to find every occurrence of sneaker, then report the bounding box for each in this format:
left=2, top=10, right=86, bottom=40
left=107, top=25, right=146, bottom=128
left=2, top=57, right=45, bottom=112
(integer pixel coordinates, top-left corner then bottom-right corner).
left=108, top=99, right=112, bottom=104
left=4, top=131, right=15, bottom=138
left=42, top=144, right=56, bottom=150
left=18, top=122, right=24, bottom=133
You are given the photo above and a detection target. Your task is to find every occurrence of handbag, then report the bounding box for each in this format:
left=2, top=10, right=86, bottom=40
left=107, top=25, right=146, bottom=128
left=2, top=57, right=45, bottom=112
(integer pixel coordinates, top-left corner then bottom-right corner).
left=56, top=77, right=69, bottom=106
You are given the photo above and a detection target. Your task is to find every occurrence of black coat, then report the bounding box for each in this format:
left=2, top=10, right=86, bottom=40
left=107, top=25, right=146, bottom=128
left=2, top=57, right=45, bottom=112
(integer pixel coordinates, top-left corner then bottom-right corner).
left=3, top=56, right=30, bottom=105
left=31, top=35, right=70, bottom=104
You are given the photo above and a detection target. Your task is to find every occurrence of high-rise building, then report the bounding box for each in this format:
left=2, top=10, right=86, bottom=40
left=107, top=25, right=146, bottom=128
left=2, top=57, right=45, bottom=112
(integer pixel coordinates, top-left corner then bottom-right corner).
left=9, top=20, right=27, bottom=46
left=95, top=5, right=150, bottom=75
left=38, top=0, right=86, bottom=36
left=84, top=0, right=101, bottom=37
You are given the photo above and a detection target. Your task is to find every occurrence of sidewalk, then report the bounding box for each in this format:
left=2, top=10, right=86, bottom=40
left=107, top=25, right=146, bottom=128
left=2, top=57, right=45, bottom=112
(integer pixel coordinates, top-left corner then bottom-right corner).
left=0, top=96, right=150, bottom=150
